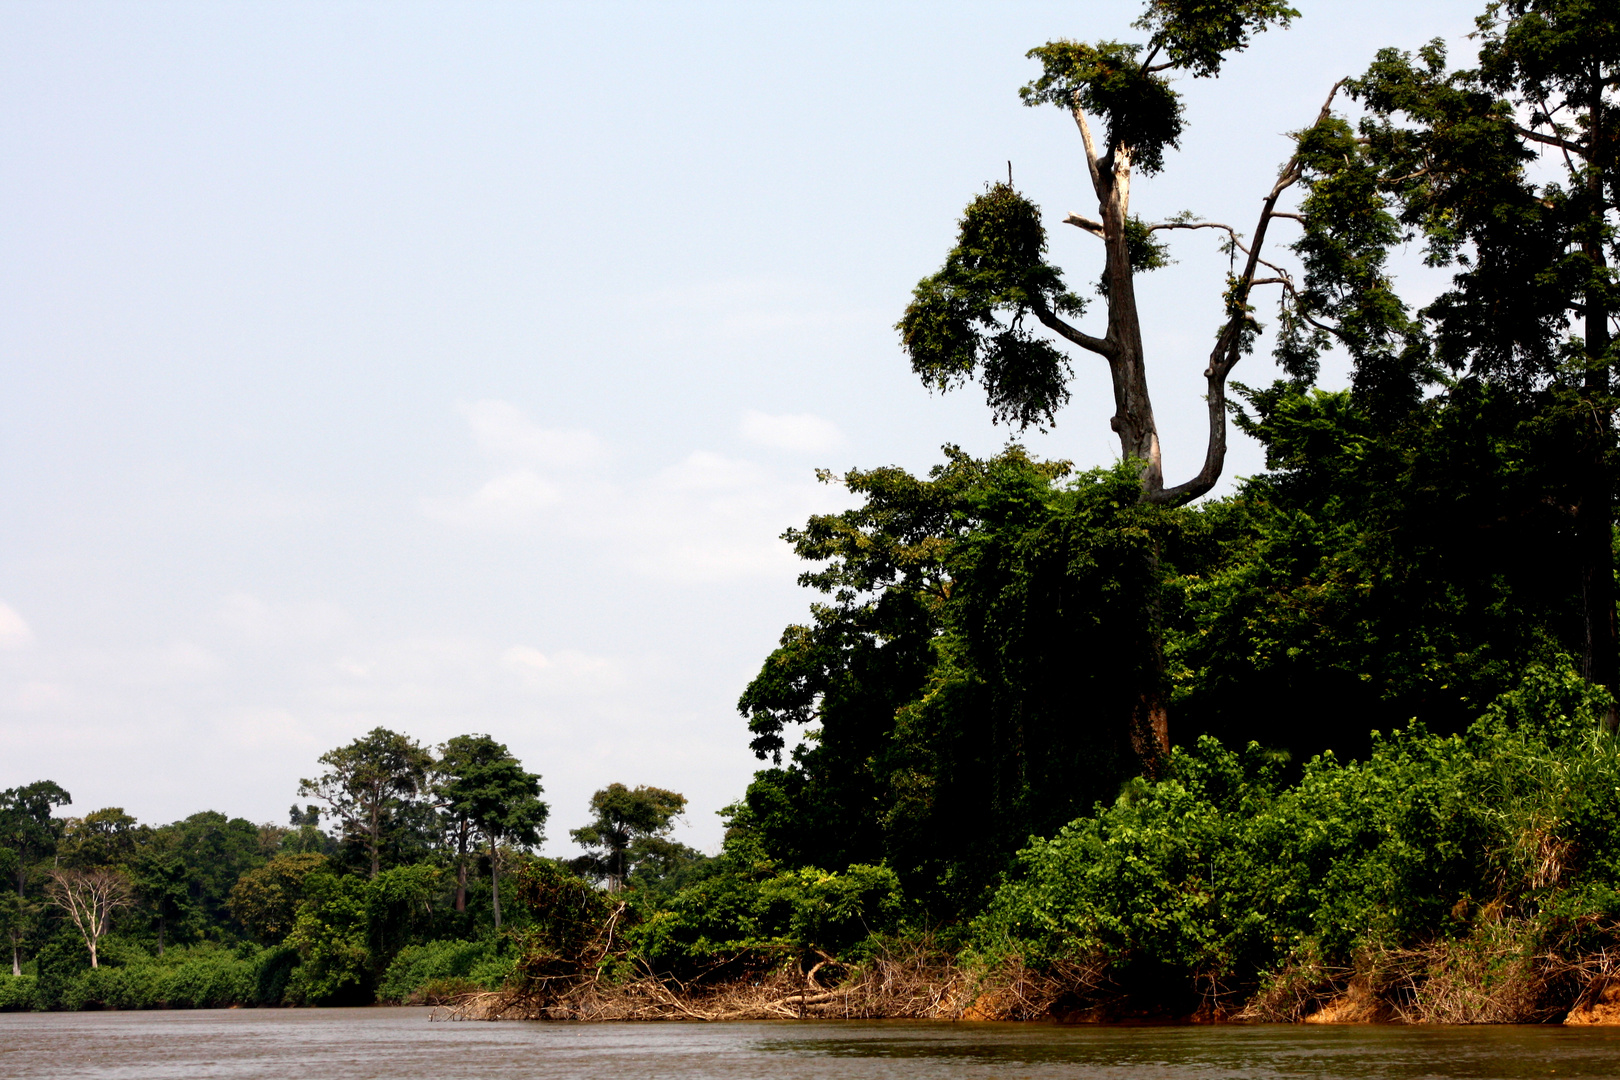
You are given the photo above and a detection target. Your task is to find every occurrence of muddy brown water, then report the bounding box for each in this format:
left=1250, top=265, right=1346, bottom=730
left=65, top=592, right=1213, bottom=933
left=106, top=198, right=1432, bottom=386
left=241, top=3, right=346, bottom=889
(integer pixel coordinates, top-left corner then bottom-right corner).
left=4, top=1008, right=1620, bottom=1079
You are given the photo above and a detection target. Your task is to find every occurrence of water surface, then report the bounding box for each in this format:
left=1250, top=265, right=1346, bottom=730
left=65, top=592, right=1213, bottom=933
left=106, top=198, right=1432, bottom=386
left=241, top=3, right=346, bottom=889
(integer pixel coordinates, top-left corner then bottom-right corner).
left=4, top=1008, right=1620, bottom=1079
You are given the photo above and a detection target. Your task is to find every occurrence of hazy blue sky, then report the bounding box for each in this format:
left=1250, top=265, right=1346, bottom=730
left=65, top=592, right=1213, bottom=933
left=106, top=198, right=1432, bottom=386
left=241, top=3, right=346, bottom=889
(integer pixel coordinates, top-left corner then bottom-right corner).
left=1, top=1, right=1482, bottom=854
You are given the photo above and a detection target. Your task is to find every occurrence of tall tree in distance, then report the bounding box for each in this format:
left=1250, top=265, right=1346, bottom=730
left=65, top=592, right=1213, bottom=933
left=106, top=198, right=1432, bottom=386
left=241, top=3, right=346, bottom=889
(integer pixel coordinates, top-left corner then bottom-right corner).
left=227, top=852, right=329, bottom=944
left=898, top=1, right=1325, bottom=770
left=59, top=807, right=143, bottom=868
left=283, top=804, right=331, bottom=855
left=130, top=840, right=194, bottom=957
left=434, top=734, right=547, bottom=928
left=900, top=0, right=1312, bottom=506
left=570, top=784, right=687, bottom=893
left=299, top=728, right=433, bottom=878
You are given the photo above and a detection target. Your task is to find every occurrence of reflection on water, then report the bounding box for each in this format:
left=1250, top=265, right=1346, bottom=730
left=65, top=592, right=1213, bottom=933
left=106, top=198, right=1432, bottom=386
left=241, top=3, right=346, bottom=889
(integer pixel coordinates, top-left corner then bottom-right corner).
left=3, top=1008, right=1620, bottom=1080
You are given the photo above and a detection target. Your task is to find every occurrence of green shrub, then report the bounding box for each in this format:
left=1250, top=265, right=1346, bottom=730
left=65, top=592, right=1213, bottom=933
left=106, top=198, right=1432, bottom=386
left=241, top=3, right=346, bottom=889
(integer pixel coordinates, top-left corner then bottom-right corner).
left=377, top=938, right=511, bottom=1003
left=284, top=873, right=371, bottom=1005
left=0, top=975, right=37, bottom=1011
left=464, top=953, right=517, bottom=990
left=253, top=944, right=300, bottom=1006
left=971, top=663, right=1620, bottom=997
left=32, top=937, right=90, bottom=1010
left=158, top=953, right=255, bottom=1008
left=50, top=947, right=259, bottom=1010
left=635, top=862, right=905, bottom=972
left=365, top=864, right=443, bottom=963
left=274, top=863, right=447, bottom=1005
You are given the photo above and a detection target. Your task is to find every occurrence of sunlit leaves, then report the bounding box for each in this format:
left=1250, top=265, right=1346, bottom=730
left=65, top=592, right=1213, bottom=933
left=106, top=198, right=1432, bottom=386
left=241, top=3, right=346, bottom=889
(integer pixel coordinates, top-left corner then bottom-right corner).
left=1327, top=9, right=1619, bottom=397
left=898, top=185, right=1082, bottom=429
left=1133, top=0, right=1301, bottom=78
left=1285, top=113, right=1430, bottom=421
left=1021, top=41, right=1184, bottom=175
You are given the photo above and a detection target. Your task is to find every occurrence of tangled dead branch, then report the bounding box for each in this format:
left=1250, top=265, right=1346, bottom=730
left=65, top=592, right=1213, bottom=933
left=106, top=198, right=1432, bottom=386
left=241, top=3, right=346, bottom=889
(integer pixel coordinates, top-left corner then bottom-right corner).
left=430, top=940, right=1114, bottom=1023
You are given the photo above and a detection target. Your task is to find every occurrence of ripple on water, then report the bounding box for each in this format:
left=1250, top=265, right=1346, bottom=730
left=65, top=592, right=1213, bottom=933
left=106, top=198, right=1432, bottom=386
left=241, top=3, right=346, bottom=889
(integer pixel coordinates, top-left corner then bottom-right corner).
left=4, top=1009, right=1620, bottom=1080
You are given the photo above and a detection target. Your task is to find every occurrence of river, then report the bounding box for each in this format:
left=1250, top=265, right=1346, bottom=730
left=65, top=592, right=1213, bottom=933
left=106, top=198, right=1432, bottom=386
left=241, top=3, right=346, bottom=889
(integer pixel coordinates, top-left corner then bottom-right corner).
left=4, top=1008, right=1620, bottom=1079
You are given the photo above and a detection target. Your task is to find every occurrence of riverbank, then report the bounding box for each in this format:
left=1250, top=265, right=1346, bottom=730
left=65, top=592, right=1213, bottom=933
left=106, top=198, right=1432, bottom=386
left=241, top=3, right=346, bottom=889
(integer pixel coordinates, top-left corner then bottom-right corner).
left=434, top=942, right=1620, bottom=1027
left=11, top=957, right=1620, bottom=1026
left=11, top=668, right=1620, bottom=1029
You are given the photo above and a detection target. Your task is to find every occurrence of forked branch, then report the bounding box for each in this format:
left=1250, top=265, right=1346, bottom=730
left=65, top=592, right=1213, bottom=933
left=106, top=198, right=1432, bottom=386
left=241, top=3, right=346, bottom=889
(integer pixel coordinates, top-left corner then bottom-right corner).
left=1152, top=79, right=1346, bottom=506
left=1031, top=295, right=1114, bottom=358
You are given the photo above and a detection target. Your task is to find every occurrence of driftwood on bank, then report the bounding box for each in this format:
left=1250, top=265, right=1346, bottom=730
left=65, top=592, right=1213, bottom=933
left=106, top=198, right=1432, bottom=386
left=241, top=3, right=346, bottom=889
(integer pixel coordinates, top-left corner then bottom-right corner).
left=431, top=943, right=1110, bottom=1023
left=430, top=930, right=1620, bottom=1026
left=461, top=862, right=1116, bottom=1024
left=440, top=857, right=1620, bottom=1026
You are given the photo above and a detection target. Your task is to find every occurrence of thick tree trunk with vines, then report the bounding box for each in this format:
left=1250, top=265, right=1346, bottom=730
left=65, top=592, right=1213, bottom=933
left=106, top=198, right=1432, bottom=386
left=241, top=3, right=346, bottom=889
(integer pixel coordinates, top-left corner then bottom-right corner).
left=490, top=838, right=503, bottom=930
left=1579, top=218, right=1618, bottom=731
left=454, top=820, right=470, bottom=912
left=1575, top=460, right=1616, bottom=731
left=1033, top=88, right=1342, bottom=773
left=1574, top=80, right=1619, bottom=733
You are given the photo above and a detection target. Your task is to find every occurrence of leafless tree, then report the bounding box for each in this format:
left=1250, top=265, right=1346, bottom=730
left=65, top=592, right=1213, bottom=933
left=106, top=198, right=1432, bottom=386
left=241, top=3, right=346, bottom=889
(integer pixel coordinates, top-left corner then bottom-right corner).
left=48, top=867, right=132, bottom=968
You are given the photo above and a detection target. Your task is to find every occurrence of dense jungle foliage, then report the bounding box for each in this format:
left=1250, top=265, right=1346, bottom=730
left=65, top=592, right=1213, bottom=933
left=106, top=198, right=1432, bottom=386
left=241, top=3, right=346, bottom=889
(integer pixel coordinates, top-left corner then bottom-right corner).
left=6, top=0, right=1620, bottom=1021
left=0, top=730, right=714, bottom=1012
left=8, top=381, right=1604, bottom=1018
left=736, top=379, right=1603, bottom=921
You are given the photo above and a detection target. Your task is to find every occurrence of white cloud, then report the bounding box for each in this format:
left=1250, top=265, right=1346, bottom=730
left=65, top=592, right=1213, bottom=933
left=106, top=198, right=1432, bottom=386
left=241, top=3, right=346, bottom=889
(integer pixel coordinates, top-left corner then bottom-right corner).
left=421, top=469, right=561, bottom=527
left=424, top=401, right=595, bottom=528
left=427, top=404, right=855, bottom=581
left=148, top=642, right=221, bottom=684
left=657, top=450, right=770, bottom=492
left=623, top=451, right=845, bottom=582
left=632, top=540, right=796, bottom=581
left=0, top=602, right=33, bottom=649
left=641, top=278, right=801, bottom=312
left=638, top=278, right=879, bottom=342
left=458, top=400, right=602, bottom=468
left=501, top=646, right=619, bottom=690
left=223, top=491, right=324, bottom=521
left=12, top=680, right=66, bottom=711
left=219, top=593, right=349, bottom=642
left=501, top=645, right=551, bottom=671
left=739, top=410, right=845, bottom=453
left=222, top=707, right=320, bottom=751
left=68, top=641, right=223, bottom=688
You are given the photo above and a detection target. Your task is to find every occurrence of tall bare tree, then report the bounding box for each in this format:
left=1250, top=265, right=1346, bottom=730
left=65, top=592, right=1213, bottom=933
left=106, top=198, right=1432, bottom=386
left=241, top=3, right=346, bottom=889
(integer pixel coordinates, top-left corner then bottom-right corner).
left=902, top=2, right=1319, bottom=506
left=899, top=2, right=1341, bottom=768
left=47, top=867, right=132, bottom=969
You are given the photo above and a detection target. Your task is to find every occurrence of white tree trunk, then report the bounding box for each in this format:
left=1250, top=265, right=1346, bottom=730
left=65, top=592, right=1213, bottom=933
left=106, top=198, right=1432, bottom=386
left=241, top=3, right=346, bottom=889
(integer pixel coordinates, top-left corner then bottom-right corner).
left=48, top=868, right=132, bottom=969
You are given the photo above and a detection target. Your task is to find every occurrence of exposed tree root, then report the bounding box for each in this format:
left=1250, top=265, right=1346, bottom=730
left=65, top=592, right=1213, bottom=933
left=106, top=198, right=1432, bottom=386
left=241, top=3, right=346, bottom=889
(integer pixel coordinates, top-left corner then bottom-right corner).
left=1243, top=917, right=1620, bottom=1025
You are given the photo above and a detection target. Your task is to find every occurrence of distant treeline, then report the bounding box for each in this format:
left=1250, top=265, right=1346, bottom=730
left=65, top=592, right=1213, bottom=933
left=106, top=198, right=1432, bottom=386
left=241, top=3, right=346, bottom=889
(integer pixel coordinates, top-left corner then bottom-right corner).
left=0, top=731, right=707, bottom=1011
